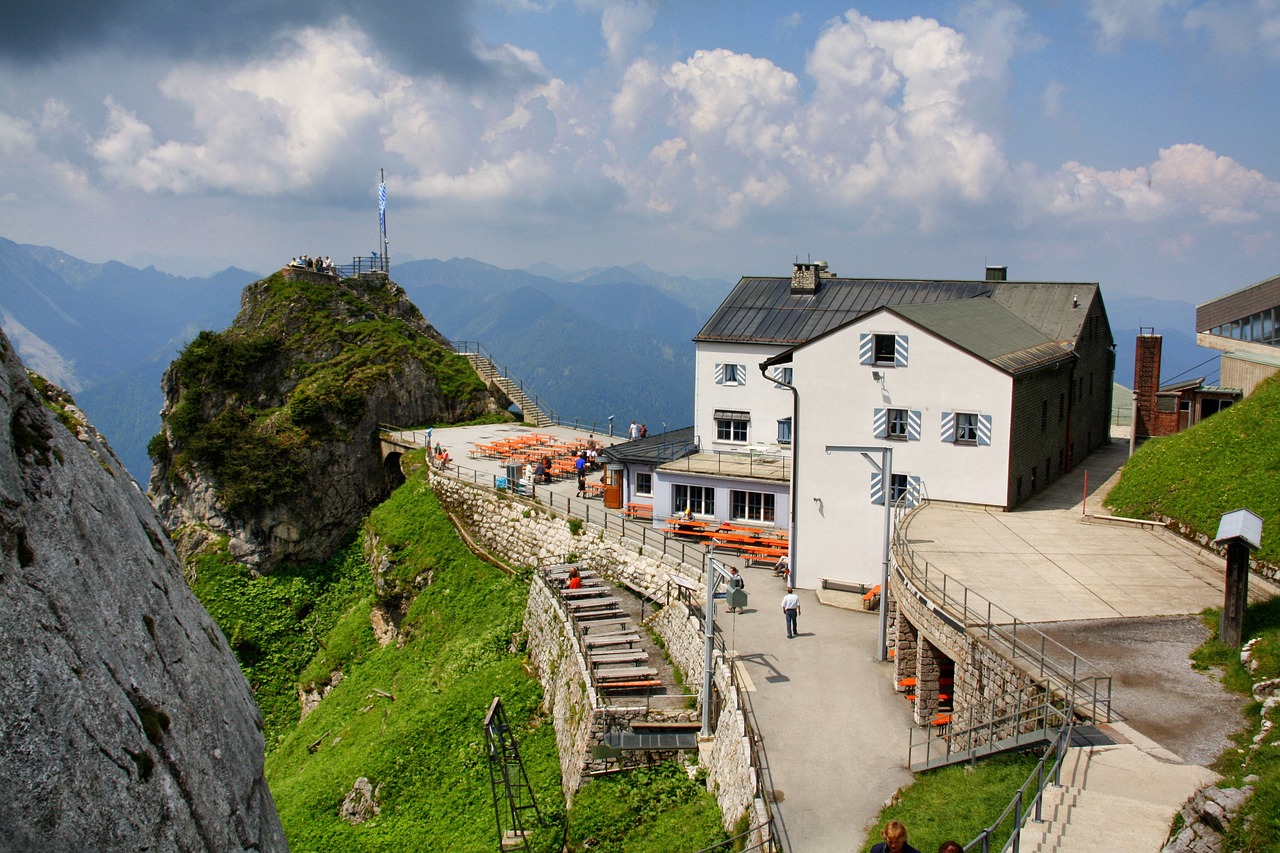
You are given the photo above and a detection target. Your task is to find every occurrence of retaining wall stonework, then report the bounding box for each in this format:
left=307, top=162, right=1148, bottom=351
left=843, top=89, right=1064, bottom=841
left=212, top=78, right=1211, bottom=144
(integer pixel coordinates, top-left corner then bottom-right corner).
left=428, top=471, right=762, bottom=832
left=891, top=568, right=1047, bottom=738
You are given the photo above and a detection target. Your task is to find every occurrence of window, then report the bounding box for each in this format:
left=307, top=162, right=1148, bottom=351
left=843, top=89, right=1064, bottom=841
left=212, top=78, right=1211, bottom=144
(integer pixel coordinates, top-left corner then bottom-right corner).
left=874, top=407, right=920, bottom=441
left=714, top=410, right=749, bottom=443
left=871, top=471, right=921, bottom=507
left=716, top=418, right=748, bottom=442
left=943, top=412, right=991, bottom=444
left=715, top=363, right=747, bottom=385
left=634, top=472, right=652, bottom=496
left=889, top=474, right=910, bottom=505
left=731, top=490, right=775, bottom=523
left=859, top=332, right=908, bottom=366
left=674, top=484, right=714, bottom=516
left=887, top=408, right=909, bottom=440
left=777, top=417, right=792, bottom=445
left=772, top=365, right=793, bottom=386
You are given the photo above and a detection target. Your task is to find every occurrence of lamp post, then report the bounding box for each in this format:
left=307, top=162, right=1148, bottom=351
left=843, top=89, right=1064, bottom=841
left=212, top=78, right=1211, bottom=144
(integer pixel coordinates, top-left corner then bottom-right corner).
left=1214, top=509, right=1263, bottom=647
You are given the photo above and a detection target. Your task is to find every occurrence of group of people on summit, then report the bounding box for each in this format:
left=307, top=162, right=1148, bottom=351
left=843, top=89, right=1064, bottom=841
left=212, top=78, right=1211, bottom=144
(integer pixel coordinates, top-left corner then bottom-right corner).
left=288, top=254, right=337, bottom=275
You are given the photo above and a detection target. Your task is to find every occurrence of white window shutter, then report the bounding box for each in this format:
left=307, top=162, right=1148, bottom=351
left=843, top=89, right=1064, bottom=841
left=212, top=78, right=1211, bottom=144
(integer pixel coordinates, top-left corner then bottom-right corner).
left=859, top=333, right=874, bottom=365
left=941, top=411, right=955, bottom=442
left=872, top=408, right=887, bottom=439
left=870, top=470, right=884, bottom=505
left=714, top=363, right=725, bottom=384
left=907, top=475, right=923, bottom=507
left=736, top=363, right=747, bottom=385
left=908, top=409, right=921, bottom=441
left=895, top=335, right=909, bottom=367
left=978, top=414, right=993, bottom=446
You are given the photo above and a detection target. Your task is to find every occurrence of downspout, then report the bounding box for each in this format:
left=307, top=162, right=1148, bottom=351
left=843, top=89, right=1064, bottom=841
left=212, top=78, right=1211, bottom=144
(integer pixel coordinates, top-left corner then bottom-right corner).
left=759, top=361, right=798, bottom=587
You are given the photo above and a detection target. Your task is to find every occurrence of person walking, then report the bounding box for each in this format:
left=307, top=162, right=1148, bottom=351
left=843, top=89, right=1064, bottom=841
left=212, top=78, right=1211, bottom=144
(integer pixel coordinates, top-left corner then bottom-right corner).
left=782, top=587, right=800, bottom=638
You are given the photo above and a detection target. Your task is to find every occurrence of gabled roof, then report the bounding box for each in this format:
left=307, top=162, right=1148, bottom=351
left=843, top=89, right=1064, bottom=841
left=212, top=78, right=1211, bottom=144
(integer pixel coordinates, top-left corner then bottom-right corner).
left=695, top=275, right=1104, bottom=350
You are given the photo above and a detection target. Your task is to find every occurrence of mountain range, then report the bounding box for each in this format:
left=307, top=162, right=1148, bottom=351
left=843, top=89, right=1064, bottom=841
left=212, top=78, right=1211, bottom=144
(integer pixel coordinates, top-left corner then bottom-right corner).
left=0, top=236, right=1220, bottom=486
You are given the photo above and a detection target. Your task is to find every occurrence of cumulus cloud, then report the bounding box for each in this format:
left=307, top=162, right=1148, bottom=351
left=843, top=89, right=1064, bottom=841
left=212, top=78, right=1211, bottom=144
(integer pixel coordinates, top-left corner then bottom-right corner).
left=1045, top=144, right=1280, bottom=224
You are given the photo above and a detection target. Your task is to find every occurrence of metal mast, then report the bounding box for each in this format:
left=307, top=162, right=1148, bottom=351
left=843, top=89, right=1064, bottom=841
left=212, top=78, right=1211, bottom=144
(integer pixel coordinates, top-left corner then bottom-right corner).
left=484, top=697, right=541, bottom=851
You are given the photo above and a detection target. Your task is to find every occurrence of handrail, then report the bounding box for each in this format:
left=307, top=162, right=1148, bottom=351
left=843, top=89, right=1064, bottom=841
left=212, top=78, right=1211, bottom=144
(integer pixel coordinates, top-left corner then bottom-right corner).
left=333, top=254, right=390, bottom=278
left=907, top=687, right=1069, bottom=771
left=892, top=500, right=1113, bottom=723
left=965, top=714, right=1078, bottom=852
left=449, top=340, right=559, bottom=426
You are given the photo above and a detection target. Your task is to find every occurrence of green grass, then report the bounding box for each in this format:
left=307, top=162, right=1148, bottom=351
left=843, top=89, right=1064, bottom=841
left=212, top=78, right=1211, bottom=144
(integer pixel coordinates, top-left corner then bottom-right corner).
left=1104, top=372, right=1280, bottom=564
left=566, top=763, right=727, bottom=852
left=861, top=752, right=1043, bottom=852
left=1188, top=599, right=1280, bottom=852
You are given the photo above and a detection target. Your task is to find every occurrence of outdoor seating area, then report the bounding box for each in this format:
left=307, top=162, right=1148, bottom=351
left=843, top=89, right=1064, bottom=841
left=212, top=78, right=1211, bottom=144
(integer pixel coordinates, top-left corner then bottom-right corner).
left=545, top=564, right=663, bottom=694
left=664, top=516, right=789, bottom=561
left=469, top=433, right=604, bottom=483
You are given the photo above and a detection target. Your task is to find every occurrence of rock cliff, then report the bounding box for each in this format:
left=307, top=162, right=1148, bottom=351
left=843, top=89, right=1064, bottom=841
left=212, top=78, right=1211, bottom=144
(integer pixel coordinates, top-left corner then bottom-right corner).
left=0, top=328, right=286, bottom=851
left=148, top=269, right=506, bottom=571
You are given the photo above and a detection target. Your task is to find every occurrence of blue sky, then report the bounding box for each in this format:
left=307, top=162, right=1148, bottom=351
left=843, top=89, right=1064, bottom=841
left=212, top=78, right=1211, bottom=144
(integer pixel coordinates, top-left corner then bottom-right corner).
left=2, top=0, right=1279, bottom=308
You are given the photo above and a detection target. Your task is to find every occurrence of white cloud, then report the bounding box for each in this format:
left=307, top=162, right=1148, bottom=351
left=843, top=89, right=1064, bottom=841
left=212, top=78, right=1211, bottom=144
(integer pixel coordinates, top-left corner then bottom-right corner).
left=1184, top=0, right=1280, bottom=60
left=1045, top=143, right=1280, bottom=224
left=1086, top=0, right=1186, bottom=46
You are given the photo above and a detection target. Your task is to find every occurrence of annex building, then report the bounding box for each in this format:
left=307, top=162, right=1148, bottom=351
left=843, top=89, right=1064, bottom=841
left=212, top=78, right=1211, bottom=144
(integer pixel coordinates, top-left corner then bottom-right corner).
left=609, top=261, right=1116, bottom=590
left=1196, top=272, right=1280, bottom=397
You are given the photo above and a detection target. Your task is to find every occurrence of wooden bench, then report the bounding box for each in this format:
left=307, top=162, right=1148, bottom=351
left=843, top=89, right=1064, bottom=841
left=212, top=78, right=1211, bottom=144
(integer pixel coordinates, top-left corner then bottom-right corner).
left=583, top=482, right=605, bottom=498
left=568, top=596, right=620, bottom=609
left=598, top=680, right=663, bottom=690
left=862, top=584, right=881, bottom=611
left=1090, top=514, right=1167, bottom=530
left=596, top=666, right=659, bottom=680
left=589, top=651, right=649, bottom=665
left=624, top=503, right=654, bottom=520
left=584, top=634, right=640, bottom=648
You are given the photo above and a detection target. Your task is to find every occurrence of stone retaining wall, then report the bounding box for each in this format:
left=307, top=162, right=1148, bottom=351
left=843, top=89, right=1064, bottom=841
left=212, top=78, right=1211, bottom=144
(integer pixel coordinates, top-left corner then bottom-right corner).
left=892, top=567, right=1048, bottom=740
left=429, top=470, right=766, bottom=836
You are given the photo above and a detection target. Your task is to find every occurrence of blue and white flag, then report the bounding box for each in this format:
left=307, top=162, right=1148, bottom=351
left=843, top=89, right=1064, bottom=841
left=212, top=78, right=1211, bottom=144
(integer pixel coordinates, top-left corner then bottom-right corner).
left=378, top=181, right=387, bottom=235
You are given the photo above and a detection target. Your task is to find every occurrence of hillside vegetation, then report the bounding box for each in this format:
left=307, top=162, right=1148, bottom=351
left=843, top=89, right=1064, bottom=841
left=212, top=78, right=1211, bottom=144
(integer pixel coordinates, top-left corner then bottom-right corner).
left=1104, top=372, right=1280, bottom=564
left=191, top=452, right=723, bottom=850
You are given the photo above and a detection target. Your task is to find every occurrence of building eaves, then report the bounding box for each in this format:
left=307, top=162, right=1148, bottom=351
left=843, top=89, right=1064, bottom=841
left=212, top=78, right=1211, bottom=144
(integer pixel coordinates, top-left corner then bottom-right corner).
left=600, top=426, right=697, bottom=466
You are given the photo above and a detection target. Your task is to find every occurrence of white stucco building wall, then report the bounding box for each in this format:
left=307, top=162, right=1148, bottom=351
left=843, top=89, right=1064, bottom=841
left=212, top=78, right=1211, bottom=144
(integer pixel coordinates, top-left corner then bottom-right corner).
left=694, top=341, right=793, bottom=452
left=788, top=309, right=1013, bottom=589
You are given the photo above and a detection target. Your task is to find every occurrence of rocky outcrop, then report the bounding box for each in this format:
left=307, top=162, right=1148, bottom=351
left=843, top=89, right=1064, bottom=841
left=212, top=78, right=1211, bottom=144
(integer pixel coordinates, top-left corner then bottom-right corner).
left=149, top=270, right=506, bottom=572
left=0, top=329, right=286, bottom=851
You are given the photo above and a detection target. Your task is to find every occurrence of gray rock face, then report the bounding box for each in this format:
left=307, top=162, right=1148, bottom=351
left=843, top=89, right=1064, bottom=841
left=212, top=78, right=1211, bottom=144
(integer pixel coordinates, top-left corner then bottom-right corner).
left=0, top=330, right=286, bottom=852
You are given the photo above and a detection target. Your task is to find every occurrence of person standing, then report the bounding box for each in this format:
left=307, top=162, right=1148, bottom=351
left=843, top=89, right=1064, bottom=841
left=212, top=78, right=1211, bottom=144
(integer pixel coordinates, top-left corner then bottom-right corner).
left=629, top=420, right=640, bottom=440
left=870, top=821, right=922, bottom=853
left=782, top=587, right=800, bottom=638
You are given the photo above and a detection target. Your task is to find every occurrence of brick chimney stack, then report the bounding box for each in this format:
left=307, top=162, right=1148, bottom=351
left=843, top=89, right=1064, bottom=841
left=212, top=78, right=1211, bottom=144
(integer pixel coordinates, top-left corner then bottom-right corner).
left=1132, top=331, right=1161, bottom=440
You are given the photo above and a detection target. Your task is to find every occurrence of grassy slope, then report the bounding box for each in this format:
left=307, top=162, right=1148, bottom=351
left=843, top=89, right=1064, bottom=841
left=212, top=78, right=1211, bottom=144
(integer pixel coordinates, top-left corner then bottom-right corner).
left=191, top=452, right=724, bottom=851
left=1104, top=372, right=1280, bottom=564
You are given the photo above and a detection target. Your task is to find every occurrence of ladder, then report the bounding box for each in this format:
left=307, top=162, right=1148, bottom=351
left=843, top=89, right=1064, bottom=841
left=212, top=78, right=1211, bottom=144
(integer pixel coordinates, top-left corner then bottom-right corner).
left=484, top=697, right=542, bottom=852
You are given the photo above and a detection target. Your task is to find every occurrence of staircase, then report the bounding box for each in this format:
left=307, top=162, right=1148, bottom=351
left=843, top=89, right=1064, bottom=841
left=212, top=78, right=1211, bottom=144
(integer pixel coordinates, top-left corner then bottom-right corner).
left=1016, top=728, right=1216, bottom=852
left=457, top=347, right=556, bottom=427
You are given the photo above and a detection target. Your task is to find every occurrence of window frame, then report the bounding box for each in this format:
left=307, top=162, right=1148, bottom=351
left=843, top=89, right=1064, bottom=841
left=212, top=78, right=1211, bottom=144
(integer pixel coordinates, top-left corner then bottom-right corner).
left=873, top=333, right=897, bottom=365
left=954, top=412, right=979, bottom=444
left=716, top=418, right=748, bottom=443
left=673, top=484, right=715, bottom=517
left=634, top=472, right=653, bottom=497
left=730, top=489, right=776, bottom=523
left=886, top=407, right=909, bottom=440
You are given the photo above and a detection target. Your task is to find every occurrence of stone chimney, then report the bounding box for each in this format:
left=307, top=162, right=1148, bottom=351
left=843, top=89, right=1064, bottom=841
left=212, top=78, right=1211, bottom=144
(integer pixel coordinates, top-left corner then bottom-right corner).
left=791, top=261, right=824, bottom=295
left=985, top=265, right=1008, bottom=282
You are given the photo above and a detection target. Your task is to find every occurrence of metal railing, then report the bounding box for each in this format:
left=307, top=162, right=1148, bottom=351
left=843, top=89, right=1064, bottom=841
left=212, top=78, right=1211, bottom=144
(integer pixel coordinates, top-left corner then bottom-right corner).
left=450, top=340, right=560, bottom=426
left=907, top=687, right=1069, bottom=772
left=964, top=712, right=1078, bottom=853
left=893, top=502, right=1113, bottom=724
left=333, top=254, right=390, bottom=278
left=658, top=446, right=791, bottom=480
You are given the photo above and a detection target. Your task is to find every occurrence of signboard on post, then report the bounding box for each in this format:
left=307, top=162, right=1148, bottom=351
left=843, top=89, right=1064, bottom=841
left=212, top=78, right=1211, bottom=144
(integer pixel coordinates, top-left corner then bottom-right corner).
left=1214, top=509, right=1264, bottom=648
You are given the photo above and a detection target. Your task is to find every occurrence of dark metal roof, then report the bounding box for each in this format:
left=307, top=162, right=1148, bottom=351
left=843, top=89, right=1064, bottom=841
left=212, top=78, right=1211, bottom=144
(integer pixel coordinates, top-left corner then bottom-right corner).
left=695, top=276, right=1103, bottom=346
left=601, top=426, right=697, bottom=466
left=694, top=277, right=995, bottom=344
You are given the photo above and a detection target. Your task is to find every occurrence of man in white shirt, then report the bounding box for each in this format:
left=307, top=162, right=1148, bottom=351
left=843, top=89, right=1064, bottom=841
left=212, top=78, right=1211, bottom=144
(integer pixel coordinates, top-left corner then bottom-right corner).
left=782, top=588, right=800, bottom=638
